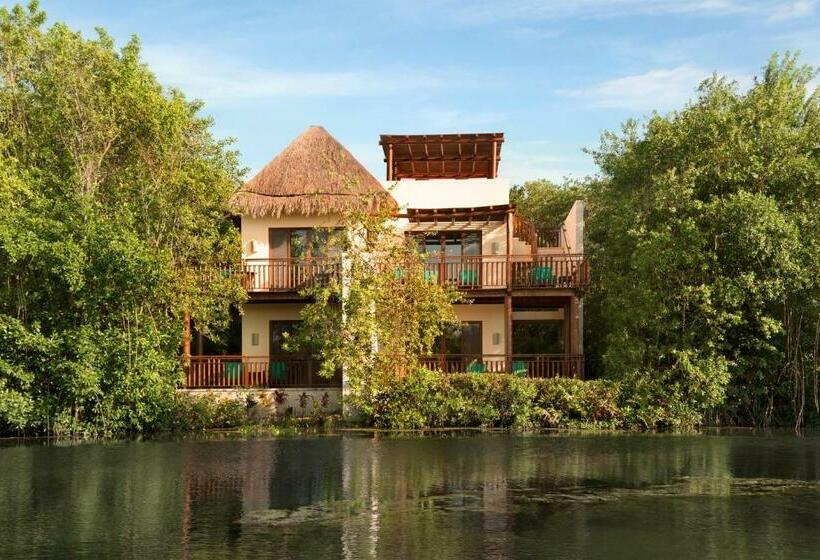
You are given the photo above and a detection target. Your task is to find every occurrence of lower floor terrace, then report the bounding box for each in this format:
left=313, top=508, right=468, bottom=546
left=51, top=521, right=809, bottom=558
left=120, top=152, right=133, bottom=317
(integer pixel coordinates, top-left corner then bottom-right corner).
left=184, top=298, right=584, bottom=389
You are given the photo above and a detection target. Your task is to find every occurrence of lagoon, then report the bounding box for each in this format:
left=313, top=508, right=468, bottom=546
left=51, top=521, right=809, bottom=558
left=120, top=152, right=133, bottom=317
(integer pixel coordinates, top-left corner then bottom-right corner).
left=2, top=432, right=820, bottom=559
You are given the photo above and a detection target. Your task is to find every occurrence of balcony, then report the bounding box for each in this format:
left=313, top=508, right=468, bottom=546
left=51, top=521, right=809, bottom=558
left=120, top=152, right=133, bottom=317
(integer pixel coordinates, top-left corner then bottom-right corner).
left=236, top=255, right=587, bottom=294
left=186, top=355, right=342, bottom=389
left=420, top=354, right=584, bottom=379
left=184, top=353, right=584, bottom=389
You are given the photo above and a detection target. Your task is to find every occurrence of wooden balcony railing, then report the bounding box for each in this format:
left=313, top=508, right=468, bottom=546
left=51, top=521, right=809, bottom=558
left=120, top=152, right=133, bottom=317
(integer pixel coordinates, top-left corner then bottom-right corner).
left=513, top=214, right=562, bottom=249
left=185, top=355, right=342, bottom=389
left=240, top=258, right=341, bottom=292
left=419, top=354, right=584, bottom=379
left=184, top=353, right=584, bottom=388
left=421, top=254, right=588, bottom=290
left=232, top=255, right=587, bottom=293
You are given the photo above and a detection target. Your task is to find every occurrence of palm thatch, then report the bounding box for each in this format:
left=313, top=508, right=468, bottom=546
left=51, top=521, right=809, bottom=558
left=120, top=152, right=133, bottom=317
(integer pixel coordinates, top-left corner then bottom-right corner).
left=231, top=125, right=396, bottom=217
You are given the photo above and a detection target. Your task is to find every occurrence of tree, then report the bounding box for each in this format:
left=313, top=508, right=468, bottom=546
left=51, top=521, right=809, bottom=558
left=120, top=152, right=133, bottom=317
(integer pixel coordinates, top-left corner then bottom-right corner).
left=0, top=2, right=244, bottom=435
left=585, top=53, right=820, bottom=427
left=289, top=201, right=463, bottom=415
left=510, top=178, right=589, bottom=230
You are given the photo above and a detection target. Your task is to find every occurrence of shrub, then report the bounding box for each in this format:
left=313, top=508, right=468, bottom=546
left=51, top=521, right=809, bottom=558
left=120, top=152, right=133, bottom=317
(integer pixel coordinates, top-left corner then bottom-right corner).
left=361, top=369, right=621, bottom=430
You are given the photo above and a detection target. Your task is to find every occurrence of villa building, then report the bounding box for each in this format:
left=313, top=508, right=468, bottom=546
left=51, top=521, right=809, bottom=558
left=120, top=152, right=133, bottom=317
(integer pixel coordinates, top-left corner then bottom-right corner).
left=184, top=126, right=587, bottom=397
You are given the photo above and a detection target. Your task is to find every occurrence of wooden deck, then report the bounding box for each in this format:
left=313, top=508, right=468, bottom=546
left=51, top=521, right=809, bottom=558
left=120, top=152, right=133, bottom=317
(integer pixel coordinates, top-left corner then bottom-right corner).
left=184, top=353, right=584, bottom=388
left=234, top=254, right=588, bottom=295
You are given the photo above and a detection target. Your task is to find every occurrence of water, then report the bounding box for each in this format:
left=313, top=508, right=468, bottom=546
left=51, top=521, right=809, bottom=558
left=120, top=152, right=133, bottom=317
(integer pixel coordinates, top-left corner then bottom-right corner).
left=2, top=431, right=820, bottom=559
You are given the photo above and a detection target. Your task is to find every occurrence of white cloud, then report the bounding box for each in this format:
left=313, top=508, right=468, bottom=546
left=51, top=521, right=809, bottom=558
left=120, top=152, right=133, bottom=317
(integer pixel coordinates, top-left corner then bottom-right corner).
left=141, top=45, right=451, bottom=103
left=558, top=64, right=711, bottom=111
left=408, top=0, right=745, bottom=25
left=768, top=0, right=817, bottom=21
left=398, top=0, right=815, bottom=25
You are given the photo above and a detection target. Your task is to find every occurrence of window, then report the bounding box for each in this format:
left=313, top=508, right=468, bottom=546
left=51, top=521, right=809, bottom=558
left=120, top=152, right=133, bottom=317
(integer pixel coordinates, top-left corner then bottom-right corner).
left=269, top=227, right=340, bottom=260
left=412, top=231, right=482, bottom=258
left=438, top=321, right=482, bottom=356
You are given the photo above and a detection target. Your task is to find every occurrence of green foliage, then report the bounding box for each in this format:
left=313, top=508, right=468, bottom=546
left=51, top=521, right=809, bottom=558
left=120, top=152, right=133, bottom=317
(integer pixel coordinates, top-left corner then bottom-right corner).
left=291, top=205, right=463, bottom=402
left=0, top=2, right=244, bottom=436
left=565, top=52, right=820, bottom=427
left=510, top=178, right=590, bottom=230
left=166, top=392, right=247, bottom=432
left=358, top=369, right=692, bottom=431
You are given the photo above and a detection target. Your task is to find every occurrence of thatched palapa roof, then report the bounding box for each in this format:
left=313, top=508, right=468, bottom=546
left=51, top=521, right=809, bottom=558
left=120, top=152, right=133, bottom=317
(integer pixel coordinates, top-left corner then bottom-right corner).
left=231, top=126, right=396, bottom=217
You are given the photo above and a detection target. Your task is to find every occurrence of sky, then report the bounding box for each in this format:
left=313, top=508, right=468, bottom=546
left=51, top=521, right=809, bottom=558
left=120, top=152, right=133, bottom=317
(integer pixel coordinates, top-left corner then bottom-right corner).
left=17, top=0, right=820, bottom=184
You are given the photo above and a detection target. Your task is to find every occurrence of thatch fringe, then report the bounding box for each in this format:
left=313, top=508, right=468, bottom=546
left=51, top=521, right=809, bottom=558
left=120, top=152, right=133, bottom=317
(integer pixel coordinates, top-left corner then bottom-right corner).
left=231, top=191, right=395, bottom=218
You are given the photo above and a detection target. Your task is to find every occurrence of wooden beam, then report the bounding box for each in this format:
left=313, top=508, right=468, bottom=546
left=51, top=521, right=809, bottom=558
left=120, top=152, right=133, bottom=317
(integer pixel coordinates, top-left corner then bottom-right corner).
left=386, top=144, right=393, bottom=181
left=490, top=140, right=498, bottom=178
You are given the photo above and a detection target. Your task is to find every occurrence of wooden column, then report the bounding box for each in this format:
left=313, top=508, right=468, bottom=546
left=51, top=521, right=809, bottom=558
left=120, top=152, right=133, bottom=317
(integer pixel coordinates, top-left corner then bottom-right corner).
left=504, top=207, right=514, bottom=369
left=490, top=140, right=498, bottom=179
left=504, top=294, right=512, bottom=368
left=182, top=310, right=192, bottom=375
left=505, top=208, right=513, bottom=288
left=386, top=144, right=394, bottom=181
left=568, top=296, right=580, bottom=355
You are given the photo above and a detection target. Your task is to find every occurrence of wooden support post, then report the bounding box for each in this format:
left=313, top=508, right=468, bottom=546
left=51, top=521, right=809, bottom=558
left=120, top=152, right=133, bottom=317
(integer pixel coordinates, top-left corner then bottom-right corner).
left=505, top=208, right=513, bottom=288
left=386, top=144, right=394, bottom=181
left=504, top=294, right=512, bottom=372
left=182, top=310, right=191, bottom=374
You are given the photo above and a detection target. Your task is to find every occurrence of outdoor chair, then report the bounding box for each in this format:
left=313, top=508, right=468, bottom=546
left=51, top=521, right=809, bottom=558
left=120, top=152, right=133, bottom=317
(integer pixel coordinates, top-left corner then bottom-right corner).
left=466, top=360, right=486, bottom=374
left=269, top=361, right=288, bottom=383
left=224, top=361, right=243, bottom=383
left=512, top=361, right=528, bottom=377
left=531, top=265, right=552, bottom=285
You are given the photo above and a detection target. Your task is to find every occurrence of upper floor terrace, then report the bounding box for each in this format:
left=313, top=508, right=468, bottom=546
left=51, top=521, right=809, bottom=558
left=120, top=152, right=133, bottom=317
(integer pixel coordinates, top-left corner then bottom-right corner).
left=230, top=128, right=587, bottom=300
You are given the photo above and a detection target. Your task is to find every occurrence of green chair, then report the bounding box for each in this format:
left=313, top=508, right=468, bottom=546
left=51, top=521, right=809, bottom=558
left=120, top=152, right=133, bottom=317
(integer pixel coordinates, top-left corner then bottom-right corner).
left=460, top=269, right=479, bottom=285
left=224, top=361, right=243, bottom=382
left=466, top=360, right=486, bottom=374
left=532, top=265, right=552, bottom=284
left=512, top=361, right=528, bottom=378
left=424, top=270, right=438, bottom=283
left=394, top=267, right=404, bottom=280
left=269, top=361, right=288, bottom=383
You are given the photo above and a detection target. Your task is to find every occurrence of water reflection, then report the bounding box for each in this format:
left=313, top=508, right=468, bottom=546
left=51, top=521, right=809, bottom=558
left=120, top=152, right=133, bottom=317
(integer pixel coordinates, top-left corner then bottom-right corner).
left=2, top=432, right=820, bottom=559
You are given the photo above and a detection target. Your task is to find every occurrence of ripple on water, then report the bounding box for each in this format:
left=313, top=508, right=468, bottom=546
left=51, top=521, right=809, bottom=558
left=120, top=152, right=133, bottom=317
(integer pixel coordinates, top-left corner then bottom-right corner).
left=240, top=477, right=820, bottom=526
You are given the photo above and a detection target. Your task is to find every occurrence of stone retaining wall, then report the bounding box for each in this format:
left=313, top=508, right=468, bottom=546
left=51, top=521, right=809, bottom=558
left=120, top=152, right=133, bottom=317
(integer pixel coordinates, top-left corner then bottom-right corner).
left=179, top=388, right=342, bottom=418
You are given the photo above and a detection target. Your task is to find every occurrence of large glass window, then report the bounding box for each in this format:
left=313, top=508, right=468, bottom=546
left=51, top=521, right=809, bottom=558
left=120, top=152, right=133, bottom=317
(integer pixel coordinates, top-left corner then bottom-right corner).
left=439, top=321, right=482, bottom=355
left=270, top=228, right=338, bottom=260
left=512, top=320, right=564, bottom=354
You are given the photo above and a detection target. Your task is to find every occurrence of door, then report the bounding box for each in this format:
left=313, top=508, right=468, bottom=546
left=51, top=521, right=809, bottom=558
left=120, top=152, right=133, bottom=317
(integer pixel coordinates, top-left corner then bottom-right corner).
left=269, top=320, right=301, bottom=385
left=267, top=229, right=289, bottom=289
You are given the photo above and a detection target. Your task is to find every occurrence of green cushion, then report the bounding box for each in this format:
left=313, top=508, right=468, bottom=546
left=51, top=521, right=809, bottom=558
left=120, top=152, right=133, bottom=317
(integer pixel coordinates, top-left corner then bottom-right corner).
left=224, top=361, right=243, bottom=380
left=512, top=361, right=528, bottom=377
left=460, top=269, right=479, bottom=285
left=423, top=270, right=438, bottom=282
left=269, top=361, right=288, bottom=381
left=394, top=267, right=404, bottom=280
left=532, top=265, right=552, bottom=283
left=466, top=360, right=486, bottom=374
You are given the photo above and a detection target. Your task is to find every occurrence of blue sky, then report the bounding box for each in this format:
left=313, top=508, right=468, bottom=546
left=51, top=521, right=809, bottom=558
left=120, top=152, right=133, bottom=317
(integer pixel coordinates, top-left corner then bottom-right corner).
left=20, top=0, right=820, bottom=183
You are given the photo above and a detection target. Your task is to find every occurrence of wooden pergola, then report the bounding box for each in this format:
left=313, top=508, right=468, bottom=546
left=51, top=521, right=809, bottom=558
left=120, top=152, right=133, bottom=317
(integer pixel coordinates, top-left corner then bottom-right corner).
left=380, top=133, right=504, bottom=180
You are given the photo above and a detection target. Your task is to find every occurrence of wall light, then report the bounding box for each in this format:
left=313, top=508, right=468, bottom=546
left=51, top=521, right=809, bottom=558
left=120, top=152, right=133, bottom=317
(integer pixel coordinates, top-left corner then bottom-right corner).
left=251, top=333, right=259, bottom=346
left=492, top=333, right=501, bottom=345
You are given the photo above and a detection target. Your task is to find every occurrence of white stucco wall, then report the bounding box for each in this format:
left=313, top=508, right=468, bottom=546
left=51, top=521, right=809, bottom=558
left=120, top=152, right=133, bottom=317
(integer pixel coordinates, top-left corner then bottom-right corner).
left=453, top=304, right=506, bottom=356
left=242, top=303, right=305, bottom=356
left=386, top=177, right=510, bottom=210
